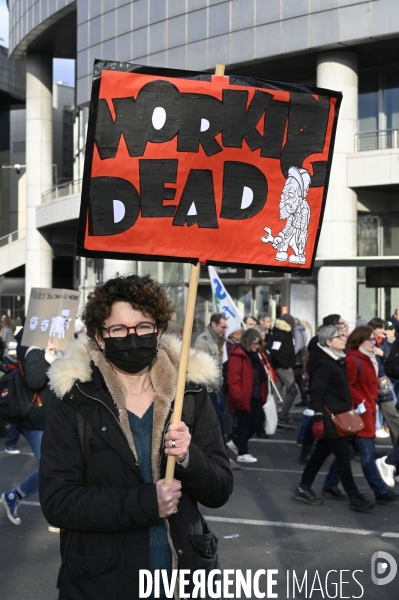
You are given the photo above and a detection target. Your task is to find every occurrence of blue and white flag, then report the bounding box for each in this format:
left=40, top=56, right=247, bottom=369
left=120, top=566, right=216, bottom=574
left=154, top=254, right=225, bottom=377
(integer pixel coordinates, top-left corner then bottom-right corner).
left=208, top=266, right=243, bottom=339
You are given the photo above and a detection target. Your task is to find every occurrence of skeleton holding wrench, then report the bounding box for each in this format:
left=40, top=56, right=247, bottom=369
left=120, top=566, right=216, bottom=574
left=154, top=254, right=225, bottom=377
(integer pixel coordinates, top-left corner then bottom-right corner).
left=260, top=167, right=311, bottom=265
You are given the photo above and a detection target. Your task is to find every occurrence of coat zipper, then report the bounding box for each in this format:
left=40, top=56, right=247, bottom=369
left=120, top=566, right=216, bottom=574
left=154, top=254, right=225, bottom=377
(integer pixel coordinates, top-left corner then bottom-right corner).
left=75, top=383, right=136, bottom=461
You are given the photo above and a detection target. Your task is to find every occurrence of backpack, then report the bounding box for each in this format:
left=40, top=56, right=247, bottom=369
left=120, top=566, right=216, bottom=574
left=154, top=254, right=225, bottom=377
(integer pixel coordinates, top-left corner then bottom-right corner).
left=384, top=338, right=399, bottom=379
left=0, top=362, right=42, bottom=424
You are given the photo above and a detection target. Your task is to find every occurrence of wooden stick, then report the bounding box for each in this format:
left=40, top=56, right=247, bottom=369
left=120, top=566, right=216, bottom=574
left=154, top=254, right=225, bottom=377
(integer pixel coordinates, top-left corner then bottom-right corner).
left=164, top=261, right=200, bottom=482
left=164, top=63, right=226, bottom=484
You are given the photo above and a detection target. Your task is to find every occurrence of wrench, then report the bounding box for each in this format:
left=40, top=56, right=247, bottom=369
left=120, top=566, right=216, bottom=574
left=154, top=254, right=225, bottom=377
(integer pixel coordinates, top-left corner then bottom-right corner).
left=260, top=227, right=274, bottom=245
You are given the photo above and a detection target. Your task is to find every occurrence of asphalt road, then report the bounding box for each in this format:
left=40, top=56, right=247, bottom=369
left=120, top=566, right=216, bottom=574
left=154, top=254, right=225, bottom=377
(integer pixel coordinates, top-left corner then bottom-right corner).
left=1, top=410, right=398, bottom=600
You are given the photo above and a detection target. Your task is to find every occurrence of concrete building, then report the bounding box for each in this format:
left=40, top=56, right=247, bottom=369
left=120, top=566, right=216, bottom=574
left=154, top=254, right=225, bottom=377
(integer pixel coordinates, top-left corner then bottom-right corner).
left=2, top=0, right=399, bottom=334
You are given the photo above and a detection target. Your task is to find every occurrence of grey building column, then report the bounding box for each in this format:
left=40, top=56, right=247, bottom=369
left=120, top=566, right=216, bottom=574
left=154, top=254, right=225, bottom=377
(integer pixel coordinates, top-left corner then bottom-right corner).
left=316, top=52, right=358, bottom=328
left=25, top=54, right=53, bottom=300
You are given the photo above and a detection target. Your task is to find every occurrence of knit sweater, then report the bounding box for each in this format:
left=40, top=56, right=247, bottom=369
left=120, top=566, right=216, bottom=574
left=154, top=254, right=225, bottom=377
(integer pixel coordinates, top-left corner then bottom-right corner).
left=127, top=404, right=172, bottom=575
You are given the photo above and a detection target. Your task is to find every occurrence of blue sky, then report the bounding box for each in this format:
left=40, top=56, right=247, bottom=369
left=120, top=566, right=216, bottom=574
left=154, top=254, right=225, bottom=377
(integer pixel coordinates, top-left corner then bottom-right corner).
left=0, top=0, right=75, bottom=87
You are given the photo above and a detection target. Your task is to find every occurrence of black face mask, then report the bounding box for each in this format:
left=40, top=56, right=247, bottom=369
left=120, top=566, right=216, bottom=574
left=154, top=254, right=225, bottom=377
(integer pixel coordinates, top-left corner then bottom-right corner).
left=103, top=333, right=158, bottom=374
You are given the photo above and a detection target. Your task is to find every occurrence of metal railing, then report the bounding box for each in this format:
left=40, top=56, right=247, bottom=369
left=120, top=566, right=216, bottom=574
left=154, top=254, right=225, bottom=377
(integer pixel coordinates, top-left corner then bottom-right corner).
left=355, top=129, right=399, bottom=152
left=41, top=179, right=82, bottom=202
left=0, top=228, right=26, bottom=249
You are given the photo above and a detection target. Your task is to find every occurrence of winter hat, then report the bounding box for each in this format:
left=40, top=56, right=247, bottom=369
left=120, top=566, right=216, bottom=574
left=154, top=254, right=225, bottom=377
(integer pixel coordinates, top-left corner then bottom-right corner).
left=280, top=314, right=295, bottom=328
left=323, top=314, right=341, bottom=326
left=386, top=321, right=395, bottom=331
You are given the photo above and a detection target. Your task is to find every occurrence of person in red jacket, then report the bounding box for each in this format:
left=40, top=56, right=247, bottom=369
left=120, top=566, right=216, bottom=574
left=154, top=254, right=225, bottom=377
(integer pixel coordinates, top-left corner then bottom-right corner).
left=346, top=326, right=399, bottom=504
left=226, top=328, right=268, bottom=463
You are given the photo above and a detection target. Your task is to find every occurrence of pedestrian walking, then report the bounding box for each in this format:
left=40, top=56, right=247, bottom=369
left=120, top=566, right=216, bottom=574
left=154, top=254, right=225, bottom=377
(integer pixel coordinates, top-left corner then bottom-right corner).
left=194, top=312, right=226, bottom=421
left=226, top=328, right=268, bottom=463
left=293, top=318, right=308, bottom=407
left=39, top=274, right=233, bottom=599
left=2, top=341, right=21, bottom=454
left=1, top=316, right=16, bottom=360
left=243, top=315, right=258, bottom=328
left=267, top=313, right=298, bottom=425
left=1, top=340, right=59, bottom=525
left=368, top=317, right=399, bottom=446
left=346, top=326, right=399, bottom=504
left=294, top=325, right=374, bottom=511
left=258, top=313, right=272, bottom=343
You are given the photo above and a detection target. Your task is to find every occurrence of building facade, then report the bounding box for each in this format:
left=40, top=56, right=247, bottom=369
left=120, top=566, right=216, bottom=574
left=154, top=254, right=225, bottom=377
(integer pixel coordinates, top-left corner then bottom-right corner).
left=2, top=0, right=399, bottom=334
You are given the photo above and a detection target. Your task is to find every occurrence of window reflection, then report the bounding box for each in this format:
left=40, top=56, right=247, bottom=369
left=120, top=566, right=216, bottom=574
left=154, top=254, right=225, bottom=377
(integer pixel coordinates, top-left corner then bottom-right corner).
left=382, top=216, right=399, bottom=256
left=358, top=65, right=399, bottom=135
left=358, top=68, right=379, bottom=133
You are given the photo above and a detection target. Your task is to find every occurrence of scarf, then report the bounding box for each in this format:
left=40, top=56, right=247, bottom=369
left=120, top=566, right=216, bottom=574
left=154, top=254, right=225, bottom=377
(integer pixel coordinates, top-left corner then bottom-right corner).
left=359, top=346, right=379, bottom=376
left=318, top=343, right=345, bottom=361
left=244, top=349, right=266, bottom=381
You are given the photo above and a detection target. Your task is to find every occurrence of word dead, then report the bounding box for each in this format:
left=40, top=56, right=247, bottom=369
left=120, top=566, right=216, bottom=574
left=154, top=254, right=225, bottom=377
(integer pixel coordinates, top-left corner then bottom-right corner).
left=79, top=63, right=341, bottom=271
left=90, top=80, right=331, bottom=235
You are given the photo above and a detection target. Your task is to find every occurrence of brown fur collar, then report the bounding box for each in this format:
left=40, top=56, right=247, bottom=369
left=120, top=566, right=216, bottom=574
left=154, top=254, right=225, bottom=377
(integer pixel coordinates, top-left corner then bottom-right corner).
left=274, top=318, right=292, bottom=333
left=48, top=334, right=219, bottom=481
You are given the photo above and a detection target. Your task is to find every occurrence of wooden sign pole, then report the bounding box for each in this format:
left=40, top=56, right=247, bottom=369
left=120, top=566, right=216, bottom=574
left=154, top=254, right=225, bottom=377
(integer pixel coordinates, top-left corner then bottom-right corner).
left=164, top=64, right=225, bottom=483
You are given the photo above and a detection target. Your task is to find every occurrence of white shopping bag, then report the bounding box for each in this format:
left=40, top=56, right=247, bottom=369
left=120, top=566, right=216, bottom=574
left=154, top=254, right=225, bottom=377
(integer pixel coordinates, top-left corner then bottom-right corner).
left=264, top=378, right=278, bottom=435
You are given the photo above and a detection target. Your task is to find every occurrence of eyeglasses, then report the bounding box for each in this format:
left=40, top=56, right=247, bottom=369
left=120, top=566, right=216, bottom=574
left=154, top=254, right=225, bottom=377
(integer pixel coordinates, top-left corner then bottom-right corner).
left=331, top=334, right=347, bottom=340
left=368, top=337, right=376, bottom=343
left=337, top=321, right=346, bottom=326
left=252, top=341, right=261, bottom=346
left=102, top=322, right=157, bottom=338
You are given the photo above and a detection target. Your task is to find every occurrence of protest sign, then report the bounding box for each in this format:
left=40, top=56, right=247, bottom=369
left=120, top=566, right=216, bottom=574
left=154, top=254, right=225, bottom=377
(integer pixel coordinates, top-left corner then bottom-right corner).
left=77, top=60, right=342, bottom=482
left=21, top=288, right=81, bottom=352
left=77, top=60, right=341, bottom=275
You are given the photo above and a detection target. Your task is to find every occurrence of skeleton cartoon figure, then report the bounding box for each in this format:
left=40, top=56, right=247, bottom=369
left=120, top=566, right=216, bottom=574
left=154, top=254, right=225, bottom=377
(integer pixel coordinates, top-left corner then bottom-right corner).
left=262, top=167, right=311, bottom=265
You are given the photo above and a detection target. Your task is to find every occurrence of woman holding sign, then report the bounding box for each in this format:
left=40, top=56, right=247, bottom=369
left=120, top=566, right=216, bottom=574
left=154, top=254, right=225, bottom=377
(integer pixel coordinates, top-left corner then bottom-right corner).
left=39, top=274, right=232, bottom=600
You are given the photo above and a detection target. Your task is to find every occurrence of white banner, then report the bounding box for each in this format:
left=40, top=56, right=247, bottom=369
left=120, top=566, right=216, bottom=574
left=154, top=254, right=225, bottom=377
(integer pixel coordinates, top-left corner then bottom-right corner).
left=208, top=266, right=244, bottom=339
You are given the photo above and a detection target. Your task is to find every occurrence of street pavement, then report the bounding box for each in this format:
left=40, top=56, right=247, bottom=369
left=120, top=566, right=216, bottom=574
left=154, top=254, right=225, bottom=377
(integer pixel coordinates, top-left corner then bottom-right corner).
left=1, top=408, right=398, bottom=599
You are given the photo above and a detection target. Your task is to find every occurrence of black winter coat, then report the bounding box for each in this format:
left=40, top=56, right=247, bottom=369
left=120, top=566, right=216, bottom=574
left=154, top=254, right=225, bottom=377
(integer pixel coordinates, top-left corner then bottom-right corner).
left=267, top=319, right=296, bottom=370
left=20, top=348, right=53, bottom=430
left=39, top=336, right=233, bottom=600
left=308, top=345, right=352, bottom=439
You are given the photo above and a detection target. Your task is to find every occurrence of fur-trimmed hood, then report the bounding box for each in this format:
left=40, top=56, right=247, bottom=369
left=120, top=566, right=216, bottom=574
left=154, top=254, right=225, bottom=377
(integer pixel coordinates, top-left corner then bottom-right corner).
left=49, top=333, right=219, bottom=399
left=274, top=318, right=292, bottom=333
left=49, top=333, right=219, bottom=487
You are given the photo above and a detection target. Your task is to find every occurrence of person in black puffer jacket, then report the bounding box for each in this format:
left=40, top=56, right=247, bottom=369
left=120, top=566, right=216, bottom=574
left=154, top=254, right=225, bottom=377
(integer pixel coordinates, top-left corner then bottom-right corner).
left=39, top=275, right=232, bottom=600
left=293, top=325, right=374, bottom=512
left=267, top=313, right=297, bottom=424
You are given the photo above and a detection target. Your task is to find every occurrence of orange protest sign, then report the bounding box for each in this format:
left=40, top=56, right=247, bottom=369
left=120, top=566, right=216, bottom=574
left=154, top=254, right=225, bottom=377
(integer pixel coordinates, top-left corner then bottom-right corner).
left=77, top=61, right=341, bottom=274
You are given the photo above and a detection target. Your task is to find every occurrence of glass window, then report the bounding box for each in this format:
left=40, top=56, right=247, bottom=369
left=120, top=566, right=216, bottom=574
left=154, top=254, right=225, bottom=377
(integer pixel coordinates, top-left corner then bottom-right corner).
left=237, top=286, right=252, bottom=317
left=383, top=65, right=399, bottom=130
left=139, top=261, right=159, bottom=280
left=357, top=216, right=379, bottom=256
left=358, top=284, right=378, bottom=321
left=382, top=216, right=399, bottom=256
left=163, top=262, right=183, bottom=284
left=358, top=69, right=379, bottom=133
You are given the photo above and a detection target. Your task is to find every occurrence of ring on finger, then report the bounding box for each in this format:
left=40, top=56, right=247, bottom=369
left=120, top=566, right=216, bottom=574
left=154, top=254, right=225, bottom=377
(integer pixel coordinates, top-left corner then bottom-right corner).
left=171, top=440, right=176, bottom=448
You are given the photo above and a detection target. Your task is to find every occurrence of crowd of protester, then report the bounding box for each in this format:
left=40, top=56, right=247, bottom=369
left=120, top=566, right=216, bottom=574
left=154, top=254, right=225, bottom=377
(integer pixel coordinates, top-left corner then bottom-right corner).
left=2, top=290, right=399, bottom=582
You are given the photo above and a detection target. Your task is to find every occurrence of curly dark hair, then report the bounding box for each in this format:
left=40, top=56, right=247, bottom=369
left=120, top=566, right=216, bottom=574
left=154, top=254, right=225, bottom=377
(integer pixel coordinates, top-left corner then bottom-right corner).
left=82, top=275, right=174, bottom=339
